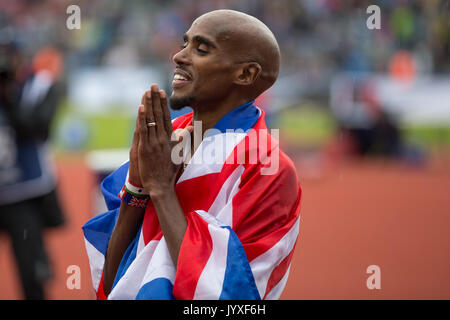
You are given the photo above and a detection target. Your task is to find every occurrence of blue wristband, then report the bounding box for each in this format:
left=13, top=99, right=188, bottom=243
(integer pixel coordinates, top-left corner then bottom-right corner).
left=118, top=185, right=150, bottom=208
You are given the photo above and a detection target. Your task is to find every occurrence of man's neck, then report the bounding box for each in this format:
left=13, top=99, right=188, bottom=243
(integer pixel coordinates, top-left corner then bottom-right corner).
left=191, top=96, right=251, bottom=136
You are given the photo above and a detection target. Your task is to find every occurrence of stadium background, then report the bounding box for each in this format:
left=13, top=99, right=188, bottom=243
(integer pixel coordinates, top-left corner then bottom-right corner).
left=1, top=0, right=450, bottom=299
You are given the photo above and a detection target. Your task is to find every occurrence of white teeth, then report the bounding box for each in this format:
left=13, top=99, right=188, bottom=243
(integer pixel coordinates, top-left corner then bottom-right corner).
left=174, top=74, right=188, bottom=81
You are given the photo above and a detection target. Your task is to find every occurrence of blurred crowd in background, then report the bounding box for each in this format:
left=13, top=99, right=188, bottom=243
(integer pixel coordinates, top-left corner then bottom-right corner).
left=1, top=0, right=450, bottom=81
left=0, top=0, right=449, bottom=158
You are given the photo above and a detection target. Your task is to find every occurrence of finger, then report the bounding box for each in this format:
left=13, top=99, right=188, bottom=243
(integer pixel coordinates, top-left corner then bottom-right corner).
left=144, top=89, right=157, bottom=138
left=132, top=105, right=144, bottom=146
left=150, top=84, right=166, bottom=141
left=138, top=103, right=148, bottom=144
left=142, top=90, right=152, bottom=121
left=159, top=89, right=173, bottom=138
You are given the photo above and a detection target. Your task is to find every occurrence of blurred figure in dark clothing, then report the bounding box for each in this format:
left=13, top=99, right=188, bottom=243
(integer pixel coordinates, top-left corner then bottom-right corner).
left=345, top=111, right=401, bottom=157
left=345, top=79, right=402, bottom=158
left=368, top=111, right=402, bottom=157
left=0, top=43, right=65, bottom=300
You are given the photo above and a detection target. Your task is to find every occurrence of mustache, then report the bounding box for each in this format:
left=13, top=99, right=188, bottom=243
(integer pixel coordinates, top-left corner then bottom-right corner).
left=174, top=65, right=193, bottom=79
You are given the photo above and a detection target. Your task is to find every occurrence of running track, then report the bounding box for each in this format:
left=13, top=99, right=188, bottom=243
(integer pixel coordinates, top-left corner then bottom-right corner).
left=1, top=152, right=449, bottom=299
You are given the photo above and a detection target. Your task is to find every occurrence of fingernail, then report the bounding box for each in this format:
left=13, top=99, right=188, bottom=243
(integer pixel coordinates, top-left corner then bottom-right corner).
left=147, top=91, right=151, bottom=99
left=152, top=84, right=159, bottom=92
left=160, top=90, right=166, bottom=98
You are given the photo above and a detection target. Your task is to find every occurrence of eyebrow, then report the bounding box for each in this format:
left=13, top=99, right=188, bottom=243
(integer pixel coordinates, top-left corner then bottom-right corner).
left=183, top=33, right=217, bottom=49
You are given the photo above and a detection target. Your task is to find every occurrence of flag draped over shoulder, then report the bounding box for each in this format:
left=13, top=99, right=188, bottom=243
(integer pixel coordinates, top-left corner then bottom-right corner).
left=82, top=101, right=302, bottom=300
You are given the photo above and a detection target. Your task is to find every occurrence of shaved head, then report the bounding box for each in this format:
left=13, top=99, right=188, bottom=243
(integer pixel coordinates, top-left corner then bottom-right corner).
left=192, top=10, right=281, bottom=98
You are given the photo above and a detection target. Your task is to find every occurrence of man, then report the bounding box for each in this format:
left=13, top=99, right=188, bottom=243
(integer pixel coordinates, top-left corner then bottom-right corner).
left=83, top=9, right=301, bottom=300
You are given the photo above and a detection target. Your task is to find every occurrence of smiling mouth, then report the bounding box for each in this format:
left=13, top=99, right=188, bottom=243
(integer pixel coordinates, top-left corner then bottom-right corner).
left=172, top=70, right=192, bottom=88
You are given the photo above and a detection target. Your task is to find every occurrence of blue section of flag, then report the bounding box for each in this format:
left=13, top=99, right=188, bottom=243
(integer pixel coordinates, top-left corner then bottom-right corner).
left=219, top=226, right=261, bottom=300
left=82, top=161, right=127, bottom=255
left=169, top=106, right=192, bottom=120
left=136, top=278, right=176, bottom=300
left=101, top=162, right=129, bottom=211
left=209, top=100, right=259, bottom=135
left=82, top=208, right=119, bottom=255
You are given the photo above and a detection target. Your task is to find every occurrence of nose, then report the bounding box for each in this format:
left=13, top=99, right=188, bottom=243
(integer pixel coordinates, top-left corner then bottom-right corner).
left=172, top=47, right=191, bottom=66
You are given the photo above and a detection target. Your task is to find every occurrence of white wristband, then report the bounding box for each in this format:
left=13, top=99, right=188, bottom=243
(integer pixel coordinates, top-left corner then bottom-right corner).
left=125, top=170, right=148, bottom=195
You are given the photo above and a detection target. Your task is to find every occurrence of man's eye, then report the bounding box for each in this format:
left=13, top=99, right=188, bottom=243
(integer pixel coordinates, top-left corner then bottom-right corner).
left=196, top=46, right=208, bottom=54
left=180, top=43, right=188, bottom=49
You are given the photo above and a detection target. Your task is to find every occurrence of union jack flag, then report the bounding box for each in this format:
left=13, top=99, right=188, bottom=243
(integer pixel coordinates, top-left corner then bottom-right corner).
left=82, top=101, right=302, bottom=300
left=129, top=196, right=148, bottom=208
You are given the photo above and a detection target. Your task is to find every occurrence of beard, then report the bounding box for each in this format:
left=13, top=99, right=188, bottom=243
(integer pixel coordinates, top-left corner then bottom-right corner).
left=169, top=93, right=195, bottom=110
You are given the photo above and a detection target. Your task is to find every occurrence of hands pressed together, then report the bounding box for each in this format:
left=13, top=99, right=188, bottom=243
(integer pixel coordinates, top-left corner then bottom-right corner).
left=103, top=84, right=193, bottom=295
left=128, top=84, right=192, bottom=198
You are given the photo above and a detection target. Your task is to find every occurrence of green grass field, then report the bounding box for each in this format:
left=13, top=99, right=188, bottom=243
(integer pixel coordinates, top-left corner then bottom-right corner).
left=51, top=100, right=450, bottom=153
left=277, top=104, right=450, bottom=150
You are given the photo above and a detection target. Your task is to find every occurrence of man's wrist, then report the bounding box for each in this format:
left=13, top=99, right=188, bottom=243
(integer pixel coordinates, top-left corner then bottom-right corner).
left=148, top=185, right=175, bottom=203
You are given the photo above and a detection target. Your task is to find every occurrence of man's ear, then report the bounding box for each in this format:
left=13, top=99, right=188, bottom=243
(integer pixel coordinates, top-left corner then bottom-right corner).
left=233, top=62, right=262, bottom=86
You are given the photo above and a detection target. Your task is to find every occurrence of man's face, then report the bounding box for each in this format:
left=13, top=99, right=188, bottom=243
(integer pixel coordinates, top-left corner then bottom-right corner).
left=169, top=17, right=237, bottom=110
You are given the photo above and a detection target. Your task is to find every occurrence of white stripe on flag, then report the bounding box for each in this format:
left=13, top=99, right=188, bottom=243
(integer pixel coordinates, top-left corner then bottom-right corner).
left=84, top=238, right=105, bottom=292
left=108, top=239, right=160, bottom=300
left=133, top=237, right=176, bottom=294
left=193, top=224, right=230, bottom=299
left=136, top=227, right=146, bottom=256
left=265, top=265, right=291, bottom=300
left=178, top=132, right=247, bottom=183
left=208, top=165, right=244, bottom=227
left=249, top=217, right=300, bottom=299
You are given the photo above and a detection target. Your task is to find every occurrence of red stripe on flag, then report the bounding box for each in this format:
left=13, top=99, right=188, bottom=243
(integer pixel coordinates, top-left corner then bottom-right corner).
left=173, top=211, right=214, bottom=299
left=96, top=272, right=107, bottom=300
left=263, top=246, right=296, bottom=300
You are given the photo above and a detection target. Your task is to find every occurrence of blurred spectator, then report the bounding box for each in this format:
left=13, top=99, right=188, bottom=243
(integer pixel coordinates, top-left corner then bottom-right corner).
left=0, top=43, right=66, bottom=299
left=336, top=78, right=402, bottom=157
